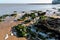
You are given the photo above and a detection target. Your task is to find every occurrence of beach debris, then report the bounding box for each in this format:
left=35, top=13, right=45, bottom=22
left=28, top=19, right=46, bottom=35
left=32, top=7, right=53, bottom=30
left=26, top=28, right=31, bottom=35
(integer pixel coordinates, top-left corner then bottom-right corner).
left=4, top=34, right=8, bottom=40
left=10, top=32, right=13, bottom=36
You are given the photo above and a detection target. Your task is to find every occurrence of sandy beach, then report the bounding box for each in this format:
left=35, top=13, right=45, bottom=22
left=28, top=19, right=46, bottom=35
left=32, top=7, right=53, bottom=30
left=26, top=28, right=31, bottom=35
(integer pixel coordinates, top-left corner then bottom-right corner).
left=0, top=21, right=27, bottom=40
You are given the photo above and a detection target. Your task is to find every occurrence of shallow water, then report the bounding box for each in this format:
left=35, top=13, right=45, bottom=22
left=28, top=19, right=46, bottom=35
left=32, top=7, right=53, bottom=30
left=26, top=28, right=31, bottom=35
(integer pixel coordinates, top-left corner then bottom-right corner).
left=0, top=4, right=60, bottom=16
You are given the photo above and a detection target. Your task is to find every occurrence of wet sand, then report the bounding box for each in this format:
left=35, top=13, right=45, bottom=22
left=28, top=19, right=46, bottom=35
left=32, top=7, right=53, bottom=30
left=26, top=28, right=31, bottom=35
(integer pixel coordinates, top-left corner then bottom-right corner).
left=0, top=21, right=27, bottom=40
left=0, top=15, right=34, bottom=40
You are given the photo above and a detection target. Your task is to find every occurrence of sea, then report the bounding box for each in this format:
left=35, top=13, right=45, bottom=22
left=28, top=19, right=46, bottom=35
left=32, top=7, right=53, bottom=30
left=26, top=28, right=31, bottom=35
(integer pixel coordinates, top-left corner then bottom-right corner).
left=0, top=4, right=60, bottom=16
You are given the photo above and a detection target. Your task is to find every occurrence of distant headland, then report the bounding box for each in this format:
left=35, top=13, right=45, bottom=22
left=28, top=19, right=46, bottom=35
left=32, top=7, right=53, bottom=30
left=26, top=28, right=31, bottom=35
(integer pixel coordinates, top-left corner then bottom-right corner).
left=52, top=0, right=60, bottom=4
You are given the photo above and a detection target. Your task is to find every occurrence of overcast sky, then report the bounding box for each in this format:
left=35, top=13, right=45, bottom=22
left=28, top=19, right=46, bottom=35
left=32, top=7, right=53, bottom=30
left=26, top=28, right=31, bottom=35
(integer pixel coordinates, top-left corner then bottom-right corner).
left=0, top=0, right=52, bottom=3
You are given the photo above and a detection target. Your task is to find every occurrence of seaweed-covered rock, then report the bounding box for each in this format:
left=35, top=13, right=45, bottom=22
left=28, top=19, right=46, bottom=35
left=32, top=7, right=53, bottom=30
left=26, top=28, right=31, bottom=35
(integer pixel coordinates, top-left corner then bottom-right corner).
left=14, top=24, right=27, bottom=37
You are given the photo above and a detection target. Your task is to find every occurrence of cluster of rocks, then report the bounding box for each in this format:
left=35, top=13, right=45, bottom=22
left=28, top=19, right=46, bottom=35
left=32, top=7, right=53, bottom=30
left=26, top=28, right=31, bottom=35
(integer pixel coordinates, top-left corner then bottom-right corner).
left=10, top=10, right=60, bottom=40
left=1, top=10, right=60, bottom=40
left=33, top=17, right=60, bottom=39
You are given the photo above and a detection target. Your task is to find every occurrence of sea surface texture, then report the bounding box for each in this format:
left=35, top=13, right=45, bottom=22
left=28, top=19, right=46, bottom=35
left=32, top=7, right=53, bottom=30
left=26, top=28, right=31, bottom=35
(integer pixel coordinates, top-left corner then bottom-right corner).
left=0, top=4, right=60, bottom=16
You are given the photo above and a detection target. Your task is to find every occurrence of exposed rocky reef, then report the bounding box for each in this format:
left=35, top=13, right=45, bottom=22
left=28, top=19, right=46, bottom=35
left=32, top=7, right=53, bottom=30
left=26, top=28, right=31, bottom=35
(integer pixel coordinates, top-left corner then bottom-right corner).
left=0, top=10, right=60, bottom=40
left=11, top=10, right=60, bottom=40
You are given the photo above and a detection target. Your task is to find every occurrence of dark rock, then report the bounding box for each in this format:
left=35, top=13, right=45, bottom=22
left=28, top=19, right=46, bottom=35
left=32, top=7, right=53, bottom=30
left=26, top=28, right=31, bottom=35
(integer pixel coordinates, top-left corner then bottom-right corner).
left=52, top=0, right=60, bottom=4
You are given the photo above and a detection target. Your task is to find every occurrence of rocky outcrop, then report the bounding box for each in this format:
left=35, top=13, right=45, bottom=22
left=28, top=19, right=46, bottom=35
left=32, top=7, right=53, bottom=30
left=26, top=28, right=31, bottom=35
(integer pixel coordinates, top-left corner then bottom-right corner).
left=52, top=0, right=60, bottom=4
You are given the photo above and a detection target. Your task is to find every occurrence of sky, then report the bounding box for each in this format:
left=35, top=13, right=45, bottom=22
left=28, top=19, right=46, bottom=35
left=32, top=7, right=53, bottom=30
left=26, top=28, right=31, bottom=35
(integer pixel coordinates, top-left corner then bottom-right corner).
left=0, top=0, right=53, bottom=3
